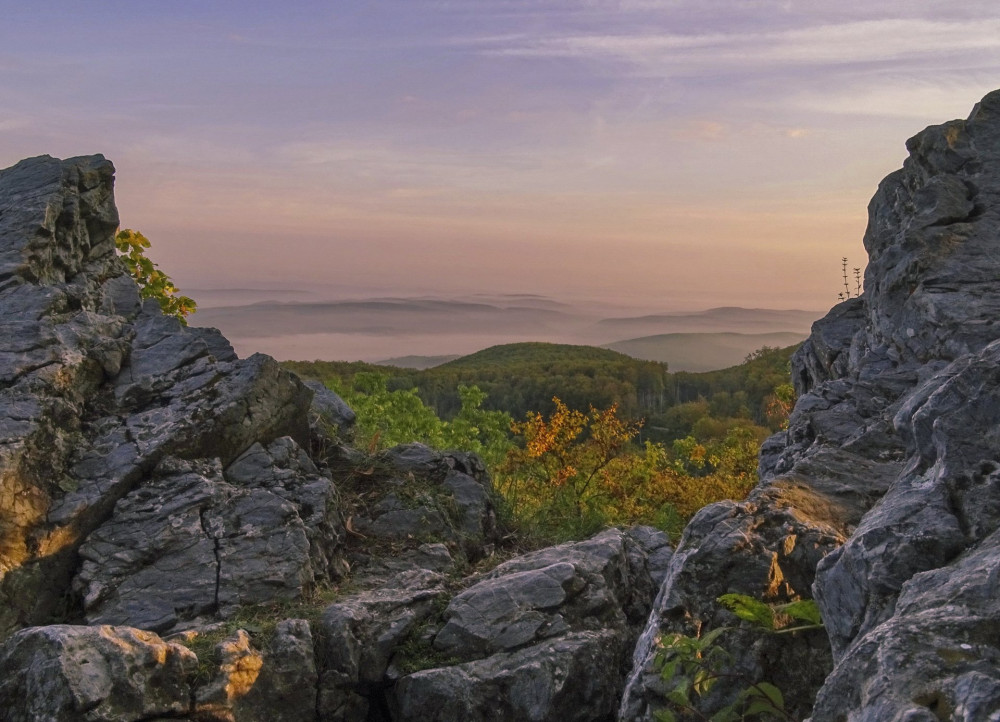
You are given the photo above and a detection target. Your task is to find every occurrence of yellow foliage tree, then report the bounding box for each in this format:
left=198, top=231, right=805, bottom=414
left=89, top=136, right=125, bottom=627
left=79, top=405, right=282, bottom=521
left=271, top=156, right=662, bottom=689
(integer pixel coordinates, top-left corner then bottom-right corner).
left=497, top=398, right=761, bottom=541
left=115, top=229, right=197, bottom=324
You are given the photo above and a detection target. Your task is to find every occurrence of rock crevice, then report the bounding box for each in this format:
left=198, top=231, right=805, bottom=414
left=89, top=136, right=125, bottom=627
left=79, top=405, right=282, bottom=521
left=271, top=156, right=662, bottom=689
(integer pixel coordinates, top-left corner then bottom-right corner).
left=621, top=88, right=1000, bottom=721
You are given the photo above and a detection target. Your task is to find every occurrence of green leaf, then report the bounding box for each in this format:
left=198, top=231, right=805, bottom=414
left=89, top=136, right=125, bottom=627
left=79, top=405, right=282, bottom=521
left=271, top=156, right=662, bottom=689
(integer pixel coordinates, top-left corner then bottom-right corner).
left=659, top=658, right=678, bottom=685
left=778, top=599, right=823, bottom=626
left=666, top=678, right=691, bottom=706
left=114, top=228, right=196, bottom=324
left=754, top=681, right=784, bottom=710
left=710, top=703, right=742, bottom=722
left=717, top=593, right=775, bottom=630
left=744, top=699, right=781, bottom=717
left=693, top=667, right=716, bottom=696
left=654, top=709, right=677, bottom=722
left=699, top=626, right=729, bottom=647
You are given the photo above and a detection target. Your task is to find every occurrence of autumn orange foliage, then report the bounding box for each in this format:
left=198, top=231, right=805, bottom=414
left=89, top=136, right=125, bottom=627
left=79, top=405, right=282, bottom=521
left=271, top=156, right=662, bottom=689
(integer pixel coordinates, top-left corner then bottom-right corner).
left=497, top=397, right=759, bottom=541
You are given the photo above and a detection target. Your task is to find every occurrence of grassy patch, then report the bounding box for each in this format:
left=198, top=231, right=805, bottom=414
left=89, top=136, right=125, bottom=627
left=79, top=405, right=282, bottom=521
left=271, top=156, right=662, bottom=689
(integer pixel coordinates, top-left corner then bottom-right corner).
left=174, top=581, right=355, bottom=682
left=391, top=593, right=461, bottom=675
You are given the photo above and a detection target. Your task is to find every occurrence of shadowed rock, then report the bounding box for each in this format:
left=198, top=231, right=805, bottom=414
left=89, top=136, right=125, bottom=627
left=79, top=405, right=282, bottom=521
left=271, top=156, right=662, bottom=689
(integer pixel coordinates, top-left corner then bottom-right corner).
left=0, top=155, right=344, bottom=638
left=621, top=88, right=1000, bottom=721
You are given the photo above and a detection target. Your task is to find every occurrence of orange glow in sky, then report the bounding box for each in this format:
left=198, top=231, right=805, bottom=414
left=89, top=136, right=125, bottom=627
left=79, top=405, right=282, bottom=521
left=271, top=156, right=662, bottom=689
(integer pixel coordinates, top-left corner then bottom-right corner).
left=2, top=2, right=1000, bottom=311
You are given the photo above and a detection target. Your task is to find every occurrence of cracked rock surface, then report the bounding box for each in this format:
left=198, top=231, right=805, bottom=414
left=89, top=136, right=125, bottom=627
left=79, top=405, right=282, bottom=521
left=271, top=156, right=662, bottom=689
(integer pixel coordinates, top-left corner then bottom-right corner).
left=621, top=88, right=1000, bottom=721
left=0, top=155, right=345, bottom=638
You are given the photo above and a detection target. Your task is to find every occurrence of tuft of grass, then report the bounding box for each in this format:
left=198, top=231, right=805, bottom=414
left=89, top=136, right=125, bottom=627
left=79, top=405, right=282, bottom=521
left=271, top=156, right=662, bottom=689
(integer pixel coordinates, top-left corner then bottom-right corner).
left=174, top=581, right=354, bottom=683
left=391, top=593, right=461, bottom=675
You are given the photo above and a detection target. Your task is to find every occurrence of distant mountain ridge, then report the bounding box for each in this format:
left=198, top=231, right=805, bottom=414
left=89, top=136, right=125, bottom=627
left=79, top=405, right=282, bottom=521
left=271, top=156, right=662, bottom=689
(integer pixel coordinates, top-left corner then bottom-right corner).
left=606, top=331, right=808, bottom=372
left=191, top=297, right=818, bottom=371
left=595, top=307, right=817, bottom=335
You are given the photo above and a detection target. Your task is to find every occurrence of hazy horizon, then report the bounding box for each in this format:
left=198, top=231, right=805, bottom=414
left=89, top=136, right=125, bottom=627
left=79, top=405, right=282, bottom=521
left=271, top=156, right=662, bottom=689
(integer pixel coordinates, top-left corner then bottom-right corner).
left=185, top=291, right=820, bottom=368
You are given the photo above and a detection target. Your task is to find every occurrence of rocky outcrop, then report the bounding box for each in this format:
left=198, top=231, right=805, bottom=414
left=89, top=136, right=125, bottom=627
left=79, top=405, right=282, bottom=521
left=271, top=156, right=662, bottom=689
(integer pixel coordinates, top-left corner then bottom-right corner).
left=316, top=569, right=447, bottom=721
left=0, top=624, right=196, bottom=721
left=0, top=155, right=348, bottom=639
left=0, top=154, right=669, bottom=720
left=387, top=527, right=667, bottom=722
left=621, top=89, right=1000, bottom=721
left=347, top=443, right=498, bottom=565
left=393, top=630, right=626, bottom=722
left=432, top=528, right=660, bottom=661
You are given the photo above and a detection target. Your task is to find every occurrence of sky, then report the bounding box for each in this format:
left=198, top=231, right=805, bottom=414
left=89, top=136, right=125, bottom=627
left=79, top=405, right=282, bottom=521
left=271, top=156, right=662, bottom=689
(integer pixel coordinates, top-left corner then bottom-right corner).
left=2, top=1, right=1000, bottom=311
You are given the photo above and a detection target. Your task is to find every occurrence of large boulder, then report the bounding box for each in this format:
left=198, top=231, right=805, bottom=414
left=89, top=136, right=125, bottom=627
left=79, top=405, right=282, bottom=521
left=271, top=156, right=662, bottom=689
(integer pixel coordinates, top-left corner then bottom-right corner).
left=315, top=569, right=447, bottom=721
left=74, top=450, right=337, bottom=632
left=621, top=88, right=1000, bottom=721
left=0, top=155, right=346, bottom=638
left=0, top=624, right=195, bottom=721
left=191, top=622, right=320, bottom=722
left=347, top=443, right=499, bottom=569
left=433, top=528, right=659, bottom=661
left=390, top=527, right=665, bottom=722
left=392, top=630, right=625, bottom=722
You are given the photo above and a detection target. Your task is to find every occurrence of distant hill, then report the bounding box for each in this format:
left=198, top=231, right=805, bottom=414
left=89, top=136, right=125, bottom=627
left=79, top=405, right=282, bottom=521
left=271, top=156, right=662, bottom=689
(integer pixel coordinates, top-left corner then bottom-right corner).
left=438, top=342, right=636, bottom=369
left=284, top=341, right=801, bottom=445
left=193, top=295, right=820, bottom=366
left=594, top=307, right=818, bottom=338
left=376, top=354, right=461, bottom=369
left=606, top=331, right=808, bottom=372
left=193, top=298, right=586, bottom=338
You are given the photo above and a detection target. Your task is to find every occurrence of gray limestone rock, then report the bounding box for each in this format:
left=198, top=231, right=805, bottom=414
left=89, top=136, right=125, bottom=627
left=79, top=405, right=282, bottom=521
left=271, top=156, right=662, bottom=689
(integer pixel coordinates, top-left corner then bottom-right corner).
left=434, top=528, right=654, bottom=663
left=349, top=443, right=498, bottom=565
left=225, top=437, right=346, bottom=582
left=74, top=453, right=336, bottom=632
left=195, top=629, right=266, bottom=722
left=0, top=624, right=195, bottom=722
left=304, top=379, right=356, bottom=437
left=236, top=619, right=319, bottom=722
left=315, top=569, right=446, bottom=722
left=621, top=88, right=1000, bottom=722
left=392, top=630, right=626, bottom=722
left=0, top=155, right=343, bottom=638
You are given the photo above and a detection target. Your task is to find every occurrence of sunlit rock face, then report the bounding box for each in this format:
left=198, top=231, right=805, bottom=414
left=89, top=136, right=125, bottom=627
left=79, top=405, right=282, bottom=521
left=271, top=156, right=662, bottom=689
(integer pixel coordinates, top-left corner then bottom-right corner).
left=621, top=89, right=1000, bottom=721
left=0, top=155, right=345, bottom=639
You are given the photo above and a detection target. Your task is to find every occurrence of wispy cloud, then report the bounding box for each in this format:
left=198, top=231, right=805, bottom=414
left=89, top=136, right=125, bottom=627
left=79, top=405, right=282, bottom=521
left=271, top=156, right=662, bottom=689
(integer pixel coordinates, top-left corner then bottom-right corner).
left=791, top=77, right=1000, bottom=120
left=478, top=18, right=1000, bottom=71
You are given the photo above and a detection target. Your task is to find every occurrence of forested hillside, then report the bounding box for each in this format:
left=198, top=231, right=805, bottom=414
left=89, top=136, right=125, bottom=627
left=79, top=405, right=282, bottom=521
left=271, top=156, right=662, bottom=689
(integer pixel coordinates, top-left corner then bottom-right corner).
left=285, top=342, right=798, bottom=541
left=285, top=341, right=797, bottom=442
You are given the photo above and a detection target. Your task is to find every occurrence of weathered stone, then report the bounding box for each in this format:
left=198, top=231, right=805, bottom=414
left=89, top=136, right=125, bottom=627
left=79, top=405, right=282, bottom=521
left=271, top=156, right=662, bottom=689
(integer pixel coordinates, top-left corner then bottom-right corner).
left=74, top=454, right=334, bottom=632
left=0, top=154, right=340, bottom=639
left=434, top=562, right=582, bottom=659
left=392, top=630, right=625, bottom=722
left=434, top=529, right=652, bottom=663
left=0, top=624, right=195, bottom=722
left=315, top=569, right=446, bottom=722
left=622, top=88, right=1000, bottom=722
left=195, top=630, right=266, bottom=722
left=303, top=379, right=356, bottom=437
left=349, top=443, right=498, bottom=564
left=235, top=619, right=319, bottom=722
left=225, top=437, right=347, bottom=582
left=624, top=526, right=673, bottom=589
left=811, top=527, right=1000, bottom=721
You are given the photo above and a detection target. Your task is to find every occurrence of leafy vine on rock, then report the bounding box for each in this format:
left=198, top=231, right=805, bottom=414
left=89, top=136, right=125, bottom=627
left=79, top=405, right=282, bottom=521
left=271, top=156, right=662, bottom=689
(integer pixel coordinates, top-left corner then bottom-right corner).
left=653, top=595, right=823, bottom=721
left=115, top=228, right=197, bottom=323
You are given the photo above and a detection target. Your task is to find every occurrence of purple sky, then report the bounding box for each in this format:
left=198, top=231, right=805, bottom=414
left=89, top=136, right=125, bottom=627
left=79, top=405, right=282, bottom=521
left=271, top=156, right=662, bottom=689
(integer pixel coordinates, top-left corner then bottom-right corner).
left=3, top=1, right=1000, bottom=310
